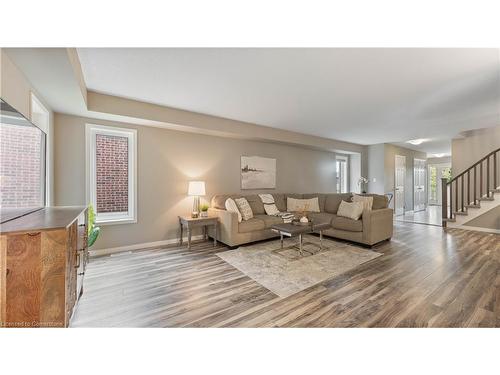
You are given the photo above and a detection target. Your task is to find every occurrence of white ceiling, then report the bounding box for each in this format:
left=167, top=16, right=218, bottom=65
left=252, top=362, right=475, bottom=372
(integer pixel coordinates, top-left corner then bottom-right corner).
left=77, top=48, right=500, bottom=154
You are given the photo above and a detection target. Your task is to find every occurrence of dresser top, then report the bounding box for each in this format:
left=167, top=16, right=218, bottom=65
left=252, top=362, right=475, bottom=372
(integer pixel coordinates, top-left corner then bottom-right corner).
left=0, top=206, right=87, bottom=234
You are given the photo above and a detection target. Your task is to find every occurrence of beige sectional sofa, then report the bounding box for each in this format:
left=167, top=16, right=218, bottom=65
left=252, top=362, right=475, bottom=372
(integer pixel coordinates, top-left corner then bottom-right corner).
left=208, top=193, right=393, bottom=248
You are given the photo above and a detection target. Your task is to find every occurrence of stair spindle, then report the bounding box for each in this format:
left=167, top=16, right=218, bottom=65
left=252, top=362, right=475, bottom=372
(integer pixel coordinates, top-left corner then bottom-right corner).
left=473, top=165, right=477, bottom=205
left=487, top=156, right=490, bottom=197
left=494, top=152, right=497, bottom=189
left=461, top=175, right=464, bottom=212
left=467, top=170, right=470, bottom=206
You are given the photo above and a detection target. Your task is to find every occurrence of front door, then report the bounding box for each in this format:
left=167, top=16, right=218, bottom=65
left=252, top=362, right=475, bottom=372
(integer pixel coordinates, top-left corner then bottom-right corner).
left=414, top=158, right=426, bottom=212
left=395, top=155, right=406, bottom=216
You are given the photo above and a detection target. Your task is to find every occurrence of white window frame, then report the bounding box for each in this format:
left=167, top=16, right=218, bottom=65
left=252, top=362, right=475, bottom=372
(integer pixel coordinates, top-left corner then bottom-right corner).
left=30, top=92, right=50, bottom=206
left=336, top=155, right=349, bottom=193
left=85, top=123, right=137, bottom=225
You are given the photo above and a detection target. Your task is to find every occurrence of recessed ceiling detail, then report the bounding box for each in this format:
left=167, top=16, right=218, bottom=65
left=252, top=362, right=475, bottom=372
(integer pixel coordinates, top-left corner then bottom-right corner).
left=77, top=48, right=500, bottom=153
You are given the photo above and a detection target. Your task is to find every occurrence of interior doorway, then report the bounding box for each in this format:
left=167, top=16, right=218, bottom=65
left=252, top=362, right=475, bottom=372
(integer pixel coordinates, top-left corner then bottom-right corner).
left=413, top=158, right=426, bottom=212
left=428, top=163, right=451, bottom=205
left=394, top=155, right=406, bottom=216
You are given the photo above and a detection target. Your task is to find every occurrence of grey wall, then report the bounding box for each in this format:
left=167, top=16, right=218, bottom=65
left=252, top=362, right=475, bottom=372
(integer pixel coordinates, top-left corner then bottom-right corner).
left=452, top=126, right=500, bottom=175
left=367, top=144, right=386, bottom=195
left=55, top=113, right=347, bottom=250
left=427, top=156, right=451, bottom=165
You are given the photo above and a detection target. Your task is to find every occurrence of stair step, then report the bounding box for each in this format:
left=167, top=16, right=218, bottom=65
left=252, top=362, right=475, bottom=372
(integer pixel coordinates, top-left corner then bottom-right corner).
left=453, top=211, right=468, bottom=216
left=479, top=196, right=494, bottom=201
left=465, top=204, right=481, bottom=209
left=490, top=189, right=500, bottom=193
left=443, top=218, right=456, bottom=223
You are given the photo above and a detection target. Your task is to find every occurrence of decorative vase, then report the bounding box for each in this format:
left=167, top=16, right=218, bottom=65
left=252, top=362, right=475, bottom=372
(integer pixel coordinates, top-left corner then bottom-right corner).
left=299, top=216, right=309, bottom=223
left=200, top=211, right=208, bottom=218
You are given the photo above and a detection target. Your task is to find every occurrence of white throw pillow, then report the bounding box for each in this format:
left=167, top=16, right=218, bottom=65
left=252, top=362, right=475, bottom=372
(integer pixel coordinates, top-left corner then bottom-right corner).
left=352, top=194, right=374, bottom=211
left=225, top=198, right=242, bottom=223
left=234, top=197, right=254, bottom=221
left=287, top=197, right=320, bottom=212
left=337, top=200, right=364, bottom=220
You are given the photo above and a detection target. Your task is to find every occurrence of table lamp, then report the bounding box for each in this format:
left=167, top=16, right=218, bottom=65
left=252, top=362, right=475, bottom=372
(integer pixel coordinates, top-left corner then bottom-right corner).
left=188, top=181, right=206, bottom=218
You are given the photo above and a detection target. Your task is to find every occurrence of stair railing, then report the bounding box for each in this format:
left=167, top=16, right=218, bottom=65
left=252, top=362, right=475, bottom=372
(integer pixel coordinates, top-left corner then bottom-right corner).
left=442, top=147, right=499, bottom=227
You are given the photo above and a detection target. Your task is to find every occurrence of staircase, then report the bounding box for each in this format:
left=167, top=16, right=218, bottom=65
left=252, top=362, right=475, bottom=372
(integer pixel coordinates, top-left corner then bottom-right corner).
left=442, top=147, right=500, bottom=231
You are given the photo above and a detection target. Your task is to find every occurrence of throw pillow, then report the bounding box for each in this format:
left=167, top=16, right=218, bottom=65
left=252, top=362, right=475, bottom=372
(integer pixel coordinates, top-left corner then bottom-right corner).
left=258, top=193, right=281, bottom=216
left=286, top=197, right=320, bottom=213
left=234, top=197, right=254, bottom=221
left=225, top=198, right=242, bottom=223
left=352, top=194, right=374, bottom=211
left=337, top=200, right=364, bottom=220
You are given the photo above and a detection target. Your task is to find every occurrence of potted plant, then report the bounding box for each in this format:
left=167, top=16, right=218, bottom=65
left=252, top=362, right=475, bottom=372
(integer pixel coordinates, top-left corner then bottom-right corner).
left=200, top=203, right=210, bottom=218
left=357, top=177, right=369, bottom=194
left=87, top=205, right=101, bottom=247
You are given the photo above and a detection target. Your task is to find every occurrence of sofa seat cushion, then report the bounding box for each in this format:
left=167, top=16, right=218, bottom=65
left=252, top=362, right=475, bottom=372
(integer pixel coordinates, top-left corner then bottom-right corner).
left=255, top=214, right=284, bottom=228
left=307, top=212, right=334, bottom=225
left=238, top=217, right=266, bottom=233
left=331, top=215, right=363, bottom=232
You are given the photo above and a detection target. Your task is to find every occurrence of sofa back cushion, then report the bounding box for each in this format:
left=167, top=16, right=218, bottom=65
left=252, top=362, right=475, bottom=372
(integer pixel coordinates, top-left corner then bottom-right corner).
left=272, top=193, right=286, bottom=212
left=356, top=193, right=388, bottom=210
left=245, top=194, right=266, bottom=215
left=324, top=193, right=352, bottom=213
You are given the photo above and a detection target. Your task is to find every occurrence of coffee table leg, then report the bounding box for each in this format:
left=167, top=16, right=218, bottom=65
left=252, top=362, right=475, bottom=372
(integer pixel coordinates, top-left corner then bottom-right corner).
left=299, top=233, right=303, bottom=255
left=213, top=223, right=217, bottom=247
left=280, top=233, right=284, bottom=249
left=320, top=230, right=323, bottom=250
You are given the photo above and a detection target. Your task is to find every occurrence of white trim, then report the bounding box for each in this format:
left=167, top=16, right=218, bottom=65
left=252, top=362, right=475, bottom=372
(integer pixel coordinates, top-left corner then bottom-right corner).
left=89, top=235, right=205, bottom=257
left=30, top=92, right=51, bottom=206
left=454, top=226, right=500, bottom=235
left=85, top=123, right=137, bottom=225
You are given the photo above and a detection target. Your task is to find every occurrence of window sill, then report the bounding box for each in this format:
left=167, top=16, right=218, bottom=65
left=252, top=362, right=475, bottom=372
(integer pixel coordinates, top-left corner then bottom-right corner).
left=96, top=218, right=137, bottom=226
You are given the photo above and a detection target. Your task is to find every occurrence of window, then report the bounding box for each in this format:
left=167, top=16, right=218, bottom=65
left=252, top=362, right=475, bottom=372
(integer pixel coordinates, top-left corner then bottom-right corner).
left=86, top=124, right=137, bottom=224
left=336, top=156, right=348, bottom=193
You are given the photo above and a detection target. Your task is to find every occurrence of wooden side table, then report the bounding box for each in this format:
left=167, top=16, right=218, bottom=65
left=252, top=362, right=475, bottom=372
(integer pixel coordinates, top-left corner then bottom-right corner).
left=178, top=216, right=218, bottom=250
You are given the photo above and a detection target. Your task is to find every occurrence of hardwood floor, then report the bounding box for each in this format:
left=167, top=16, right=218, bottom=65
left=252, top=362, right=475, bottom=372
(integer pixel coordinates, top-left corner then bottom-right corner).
left=71, top=222, right=500, bottom=327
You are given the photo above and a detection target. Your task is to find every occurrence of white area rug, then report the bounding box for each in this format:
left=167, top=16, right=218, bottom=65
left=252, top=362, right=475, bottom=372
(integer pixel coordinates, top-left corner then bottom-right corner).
left=217, top=235, right=382, bottom=298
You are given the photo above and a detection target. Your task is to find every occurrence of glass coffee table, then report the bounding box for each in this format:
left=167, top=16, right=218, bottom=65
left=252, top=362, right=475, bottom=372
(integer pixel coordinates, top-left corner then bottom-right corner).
left=271, top=221, right=331, bottom=256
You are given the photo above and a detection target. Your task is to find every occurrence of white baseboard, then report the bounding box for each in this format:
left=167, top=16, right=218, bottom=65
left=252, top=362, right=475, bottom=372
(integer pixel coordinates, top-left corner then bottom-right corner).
left=456, top=225, right=500, bottom=235
left=90, top=235, right=205, bottom=258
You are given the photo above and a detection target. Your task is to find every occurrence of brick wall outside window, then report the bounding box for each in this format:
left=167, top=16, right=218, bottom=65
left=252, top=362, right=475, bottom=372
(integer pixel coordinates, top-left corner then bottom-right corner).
left=0, top=123, right=43, bottom=208
left=96, top=134, right=129, bottom=213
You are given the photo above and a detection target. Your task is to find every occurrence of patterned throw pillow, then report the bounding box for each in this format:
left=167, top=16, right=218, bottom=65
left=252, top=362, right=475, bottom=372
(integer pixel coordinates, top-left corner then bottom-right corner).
left=337, top=200, right=364, bottom=220
left=225, top=198, right=242, bottom=223
left=234, top=197, right=254, bottom=221
left=258, top=193, right=281, bottom=216
left=352, top=194, right=374, bottom=211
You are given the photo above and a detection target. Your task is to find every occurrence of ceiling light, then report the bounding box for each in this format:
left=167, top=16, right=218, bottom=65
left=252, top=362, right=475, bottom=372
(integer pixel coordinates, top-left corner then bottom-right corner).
left=433, top=153, right=445, bottom=158
left=406, top=139, right=426, bottom=145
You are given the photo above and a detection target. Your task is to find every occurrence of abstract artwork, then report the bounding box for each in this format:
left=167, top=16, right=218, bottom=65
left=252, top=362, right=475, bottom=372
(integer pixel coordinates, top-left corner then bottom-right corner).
left=241, top=156, right=276, bottom=189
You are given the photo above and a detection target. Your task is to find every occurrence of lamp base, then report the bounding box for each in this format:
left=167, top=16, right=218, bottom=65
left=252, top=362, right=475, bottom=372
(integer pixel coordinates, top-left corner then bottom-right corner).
left=191, top=196, right=200, bottom=218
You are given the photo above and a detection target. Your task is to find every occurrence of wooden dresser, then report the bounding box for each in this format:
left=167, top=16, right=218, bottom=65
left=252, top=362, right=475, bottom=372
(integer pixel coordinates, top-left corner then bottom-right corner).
left=0, top=206, right=88, bottom=328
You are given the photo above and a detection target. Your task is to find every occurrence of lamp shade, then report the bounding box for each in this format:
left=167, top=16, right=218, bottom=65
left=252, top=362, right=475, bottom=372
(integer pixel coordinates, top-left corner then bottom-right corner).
left=188, top=181, right=206, bottom=196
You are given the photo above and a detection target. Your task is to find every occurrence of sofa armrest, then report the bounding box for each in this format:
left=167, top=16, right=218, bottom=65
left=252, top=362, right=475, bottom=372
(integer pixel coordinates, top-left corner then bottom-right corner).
left=208, top=207, right=239, bottom=242
left=362, top=208, right=393, bottom=245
